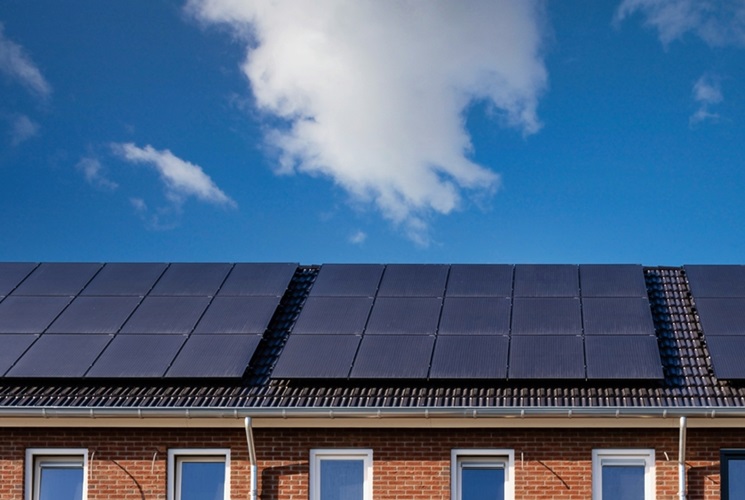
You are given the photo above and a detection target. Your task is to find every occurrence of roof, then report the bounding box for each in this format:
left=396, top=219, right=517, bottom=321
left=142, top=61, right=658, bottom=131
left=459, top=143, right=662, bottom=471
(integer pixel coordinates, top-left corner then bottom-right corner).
left=0, top=263, right=743, bottom=411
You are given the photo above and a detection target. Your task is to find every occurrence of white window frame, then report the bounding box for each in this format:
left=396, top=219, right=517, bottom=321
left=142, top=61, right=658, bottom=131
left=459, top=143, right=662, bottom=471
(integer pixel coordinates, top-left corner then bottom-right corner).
left=451, top=449, right=515, bottom=500
left=310, top=448, right=373, bottom=500
left=592, top=448, right=655, bottom=500
left=25, top=448, right=88, bottom=500
left=167, top=448, right=230, bottom=500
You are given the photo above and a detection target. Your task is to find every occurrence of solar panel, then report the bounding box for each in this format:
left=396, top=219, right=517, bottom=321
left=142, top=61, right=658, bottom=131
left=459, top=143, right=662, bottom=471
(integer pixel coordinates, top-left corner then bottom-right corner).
left=218, top=263, right=297, bottom=296
left=11, top=263, right=102, bottom=296
left=445, top=264, right=513, bottom=297
left=580, top=264, right=647, bottom=297
left=81, top=263, right=166, bottom=296
left=0, top=296, right=71, bottom=333
left=0, top=262, right=37, bottom=296
left=6, top=334, right=110, bottom=378
left=437, top=297, right=511, bottom=335
left=193, top=296, right=280, bottom=334
left=513, top=264, right=579, bottom=297
left=291, top=297, right=373, bottom=334
left=120, top=297, right=210, bottom=334
left=585, top=336, right=663, bottom=379
left=511, top=298, right=581, bottom=335
left=86, top=335, right=185, bottom=378
left=166, top=334, right=262, bottom=378
left=705, top=336, right=745, bottom=379
left=685, top=265, right=745, bottom=298
left=364, top=297, right=442, bottom=335
left=429, top=336, right=508, bottom=379
left=149, top=263, right=232, bottom=296
left=271, top=335, right=360, bottom=378
left=582, top=298, right=655, bottom=336
left=508, top=335, right=584, bottom=379
left=693, top=298, right=745, bottom=336
left=0, top=334, right=37, bottom=376
left=309, top=264, right=384, bottom=297
left=46, top=296, right=141, bottom=334
left=350, top=335, right=434, bottom=379
left=377, top=264, right=448, bottom=297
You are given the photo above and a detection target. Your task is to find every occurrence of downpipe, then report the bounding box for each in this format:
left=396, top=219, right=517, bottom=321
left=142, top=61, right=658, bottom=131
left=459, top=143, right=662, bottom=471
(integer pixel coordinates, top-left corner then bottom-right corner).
left=244, top=417, right=258, bottom=500
left=679, top=416, right=687, bottom=500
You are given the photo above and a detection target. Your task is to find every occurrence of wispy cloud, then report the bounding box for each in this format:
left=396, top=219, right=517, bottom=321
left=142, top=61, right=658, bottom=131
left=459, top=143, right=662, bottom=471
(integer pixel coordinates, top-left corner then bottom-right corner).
left=9, top=114, right=38, bottom=145
left=112, top=143, right=236, bottom=208
left=0, top=23, right=51, bottom=99
left=188, top=0, right=547, bottom=243
left=616, top=0, right=745, bottom=47
left=349, top=230, right=367, bottom=245
left=76, top=156, right=119, bottom=190
left=690, top=74, right=722, bottom=125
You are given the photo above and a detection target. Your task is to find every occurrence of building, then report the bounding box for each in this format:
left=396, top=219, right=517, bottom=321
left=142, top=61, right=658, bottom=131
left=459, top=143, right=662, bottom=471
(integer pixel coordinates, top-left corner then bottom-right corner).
left=1, top=262, right=745, bottom=499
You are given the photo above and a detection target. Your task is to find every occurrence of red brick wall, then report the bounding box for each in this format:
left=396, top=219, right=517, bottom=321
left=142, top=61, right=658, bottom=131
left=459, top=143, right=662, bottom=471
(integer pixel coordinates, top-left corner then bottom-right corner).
left=0, top=426, right=742, bottom=499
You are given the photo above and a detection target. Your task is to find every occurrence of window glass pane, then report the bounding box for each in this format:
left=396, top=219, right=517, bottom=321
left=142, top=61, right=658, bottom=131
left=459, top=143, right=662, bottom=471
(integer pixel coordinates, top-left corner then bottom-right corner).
left=320, top=459, right=364, bottom=500
left=462, top=467, right=504, bottom=500
left=39, top=465, right=83, bottom=500
left=180, top=461, right=225, bottom=500
left=728, top=459, right=745, bottom=497
left=602, top=465, right=644, bottom=500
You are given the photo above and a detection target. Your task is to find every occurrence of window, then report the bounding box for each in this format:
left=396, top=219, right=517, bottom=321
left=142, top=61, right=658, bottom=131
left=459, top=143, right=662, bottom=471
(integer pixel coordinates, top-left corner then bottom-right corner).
left=592, top=449, right=655, bottom=500
left=310, top=449, right=373, bottom=500
left=25, top=448, right=88, bottom=500
left=451, top=449, right=514, bottom=500
left=722, top=449, right=745, bottom=500
left=167, top=449, right=230, bottom=500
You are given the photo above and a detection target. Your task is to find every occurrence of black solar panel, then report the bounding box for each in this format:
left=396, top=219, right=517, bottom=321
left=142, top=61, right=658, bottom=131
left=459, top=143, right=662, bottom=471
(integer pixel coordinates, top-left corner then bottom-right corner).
left=218, top=263, right=297, bottom=296
left=46, top=296, right=141, bottom=334
left=445, top=264, right=513, bottom=297
left=0, top=262, right=37, bottom=296
left=309, top=264, right=384, bottom=297
left=511, top=298, right=581, bottom=335
left=377, top=264, right=448, bottom=297
left=6, top=334, right=110, bottom=378
left=271, top=334, right=360, bottom=379
left=0, top=296, right=71, bottom=333
left=429, top=336, right=508, bottom=379
left=11, top=263, right=102, bottom=296
left=580, top=264, right=647, bottom=297
left=437, top=297, right=511, bottom=335
left=193, top=296, right=280, bottom=334
left=685, top=265, right=745, bottom=298
left=585, top=336, right=663, bottom=379
left=513, top=264, right=579, bottom=297
left=120, top=297, right=210, bottom=334
left=694, top=298, right=745, bottom=336
left=582, top=298, right=655, bottom=336
left=291, top=297, right=373, bottom=334
left=81, top=263, right=166, bottom=296
left=508, top=335, right=584, bottom=379
left=364, top=297, right=441, bottom=335
left=166, top=334, right=261, bottom=378
left=705, top=336, right=745, bottom=379
left=149, top=263, right=232, bottom=296
left=0, top=334, right=37, bottom=376
left=350, top=335, right=434, bottom=379
left=86, top=335, right=185, bottom=378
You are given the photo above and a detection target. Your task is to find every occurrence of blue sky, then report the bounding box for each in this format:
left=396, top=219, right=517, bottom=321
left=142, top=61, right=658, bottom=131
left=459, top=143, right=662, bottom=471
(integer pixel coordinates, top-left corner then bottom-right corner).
left=1, top=0, right=744, bottom=265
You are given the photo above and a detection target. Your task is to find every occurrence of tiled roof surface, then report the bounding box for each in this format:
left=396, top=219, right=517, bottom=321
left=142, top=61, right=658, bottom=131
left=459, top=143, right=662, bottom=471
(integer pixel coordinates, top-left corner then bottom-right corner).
left=0, top=266, right=744, bottom=409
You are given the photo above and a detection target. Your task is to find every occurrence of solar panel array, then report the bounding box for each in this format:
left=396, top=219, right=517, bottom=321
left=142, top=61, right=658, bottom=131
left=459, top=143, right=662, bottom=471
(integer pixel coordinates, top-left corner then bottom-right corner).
left=0, top=263, right=297, bottom=379
left=686, top=265, right=745, bottom=379
left=272, top=264, right=663, bottom=380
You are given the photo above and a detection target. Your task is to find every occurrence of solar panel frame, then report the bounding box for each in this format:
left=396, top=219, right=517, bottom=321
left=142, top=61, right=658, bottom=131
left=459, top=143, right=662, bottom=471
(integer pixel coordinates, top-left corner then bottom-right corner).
left=46, top=296, right=141, bottom=334
left=291, top=297, right=373, bottom=335
left=0, top=262, right=37, bottom=296
left=445, top=264, right=514, bottom=297
left=508, top=335, right=585, bottom=379
left=81, top=263, right=167, bottom=296
left=308, top=264, right=384, bottom=297
left=429, top=336, right=508, bottom=379
left=364, top=297, right=442, bottom=335
left=193, top=296, right=280, bottom=334
left=350, top=335, right=434, bottom=379
left=271, top=334, right=360, bottom=379
left=693, top=298, right=745, bottom=336
left=120, top=296, right=211, bottom=334
left=585, top=336, right=663, bottom=379
left=579, top=264, right=647, bottom=297
left=376, top=264, right=449, bottom=297
left=0, top=296, right=72, bottom=334
left=149, top=263, right=232, bottom=296
left=437, top=297, right=511, bottom=335
left=511, top=298, right=582, bottom=336
left=513, top=264, right=579, bottom=298
left=705, top=336, right=745, bottom=379
left=685, top=265, right=745, bottom=298
left=86, top=334, right=186, bottom=378
left=166, top=334, right=262, bottom=378
left=0, top=334, right=38, bottom=376
left=582, top=297, right=656, bottom=336
left=6, top=334, right=111, bottom=378
left=218, top=263, right=298, bottom=296
left=11, top=263, right=102, bottom=296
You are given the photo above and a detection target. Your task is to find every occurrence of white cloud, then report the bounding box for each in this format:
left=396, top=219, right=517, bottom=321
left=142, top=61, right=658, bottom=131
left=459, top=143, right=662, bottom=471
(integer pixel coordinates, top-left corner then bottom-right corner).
left=0, top=23, right=51, bottom=99
left=188, top=0, right=548, bottom=242
left=690, top=74, right=722, bottom=125
left=112, top=143, right=236, bottom=208
left=349, top=230, right=367, bottom=245
left=76, top=156, right=118, bottom=190
left=616, top=0, right=745, bottom=47
left=9, top=114, right=38, bottom=145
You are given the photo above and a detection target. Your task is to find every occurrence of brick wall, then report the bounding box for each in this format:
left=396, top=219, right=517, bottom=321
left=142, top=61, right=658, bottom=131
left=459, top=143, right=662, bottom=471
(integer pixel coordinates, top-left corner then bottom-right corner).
left=0, top=426, right=742, bottom=499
